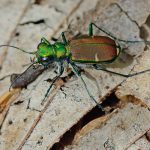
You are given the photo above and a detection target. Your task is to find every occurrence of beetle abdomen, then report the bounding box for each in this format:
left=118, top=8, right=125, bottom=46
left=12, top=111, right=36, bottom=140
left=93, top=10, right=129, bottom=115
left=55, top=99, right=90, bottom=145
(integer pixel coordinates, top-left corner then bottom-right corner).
left=69, top=36, right=119, bottom=63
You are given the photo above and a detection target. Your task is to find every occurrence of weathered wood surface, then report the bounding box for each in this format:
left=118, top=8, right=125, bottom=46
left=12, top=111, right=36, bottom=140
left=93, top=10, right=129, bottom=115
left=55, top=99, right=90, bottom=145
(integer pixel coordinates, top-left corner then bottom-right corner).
left=65, top=104, right=150, bottom=150
left=0, top=0, right=150, bottom=150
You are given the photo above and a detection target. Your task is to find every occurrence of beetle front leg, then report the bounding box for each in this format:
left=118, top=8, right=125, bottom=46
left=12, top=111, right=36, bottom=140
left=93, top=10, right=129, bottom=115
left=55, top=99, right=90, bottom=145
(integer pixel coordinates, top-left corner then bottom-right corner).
left=41, top=62, right=64, bottom=105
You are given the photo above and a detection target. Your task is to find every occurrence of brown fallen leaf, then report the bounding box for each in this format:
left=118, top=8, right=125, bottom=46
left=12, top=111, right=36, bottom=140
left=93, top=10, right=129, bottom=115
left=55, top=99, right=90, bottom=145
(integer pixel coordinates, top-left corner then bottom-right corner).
left=0, top=88, right=21, bottom=113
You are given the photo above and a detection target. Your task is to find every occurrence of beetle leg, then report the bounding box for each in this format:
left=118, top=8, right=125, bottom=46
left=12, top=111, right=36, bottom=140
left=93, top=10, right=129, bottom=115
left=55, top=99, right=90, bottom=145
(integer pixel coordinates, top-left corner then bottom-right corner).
left=89, top=22, right=150, bottom=45
left=61, top=32, right=68, bottom=45
left=71, top=32, right=82, bottom=40
left=89, top=22, right=117, bottom=38
left=41, top=62, right=64, bottom=105
left=60, top=30, right=81, bottom=44
left=41, top=37, right=50, bottom=45
left=69, top=61, right=104, bottom=111
left=89, top=22, right=94, bottom=36
left=93, top=64, right=150, bottom=77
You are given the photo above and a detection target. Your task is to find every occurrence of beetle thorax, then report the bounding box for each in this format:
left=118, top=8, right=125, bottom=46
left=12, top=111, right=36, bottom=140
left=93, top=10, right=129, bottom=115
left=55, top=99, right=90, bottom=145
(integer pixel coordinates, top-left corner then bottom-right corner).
left=53, top=42, right=70, bottom=59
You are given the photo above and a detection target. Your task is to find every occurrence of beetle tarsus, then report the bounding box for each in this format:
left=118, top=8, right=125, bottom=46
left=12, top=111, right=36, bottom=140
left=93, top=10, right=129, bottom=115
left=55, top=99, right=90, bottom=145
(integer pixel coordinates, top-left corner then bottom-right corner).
left=90, top=96, right=104, bottom=111
left=97, top=103, right=104, bottom=111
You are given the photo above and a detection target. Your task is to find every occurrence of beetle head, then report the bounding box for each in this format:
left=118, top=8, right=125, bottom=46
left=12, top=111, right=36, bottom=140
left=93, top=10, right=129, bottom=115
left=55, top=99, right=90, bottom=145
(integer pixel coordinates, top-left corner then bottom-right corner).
left=37, top=38, right=55, bottom=66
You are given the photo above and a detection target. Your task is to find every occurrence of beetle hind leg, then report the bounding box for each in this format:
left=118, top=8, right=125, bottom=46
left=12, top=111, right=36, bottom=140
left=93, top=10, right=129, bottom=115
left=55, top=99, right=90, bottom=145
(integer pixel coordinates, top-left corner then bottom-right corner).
left=89, top=22, right=150, bottom=44
left=93, top=64, right=150, bottom=77
left=70, top=61, right=104, bottom=111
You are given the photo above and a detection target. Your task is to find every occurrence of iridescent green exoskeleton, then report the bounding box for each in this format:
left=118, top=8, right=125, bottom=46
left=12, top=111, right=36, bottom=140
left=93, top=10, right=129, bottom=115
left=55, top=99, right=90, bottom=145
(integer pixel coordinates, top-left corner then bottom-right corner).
left=1, top=22, right=150, bottom=110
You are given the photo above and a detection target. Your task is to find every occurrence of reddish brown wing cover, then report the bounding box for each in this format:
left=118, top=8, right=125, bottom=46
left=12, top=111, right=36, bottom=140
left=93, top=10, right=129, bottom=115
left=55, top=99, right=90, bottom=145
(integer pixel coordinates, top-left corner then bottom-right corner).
left=69, top=36, right=117, bottom=63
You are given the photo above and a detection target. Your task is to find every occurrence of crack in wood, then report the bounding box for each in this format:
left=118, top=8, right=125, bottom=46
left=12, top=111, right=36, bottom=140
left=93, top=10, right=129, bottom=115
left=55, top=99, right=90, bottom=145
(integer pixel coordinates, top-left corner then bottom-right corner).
left=26, top=98, right=41, bottom=112
left=19, top=19, right=46, bottom=26
left=34, top=0, right=43, bottom=5
left=50, top=93, right=121, bottom=149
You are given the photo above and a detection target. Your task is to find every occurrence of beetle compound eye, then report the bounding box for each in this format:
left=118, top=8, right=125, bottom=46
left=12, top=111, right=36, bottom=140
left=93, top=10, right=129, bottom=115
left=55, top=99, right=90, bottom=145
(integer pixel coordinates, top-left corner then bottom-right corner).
left=38, top=56, right=54, bottom=66
left=42, top=57, right=49, bottom=62
left=42, top=57, right=50, bottom=63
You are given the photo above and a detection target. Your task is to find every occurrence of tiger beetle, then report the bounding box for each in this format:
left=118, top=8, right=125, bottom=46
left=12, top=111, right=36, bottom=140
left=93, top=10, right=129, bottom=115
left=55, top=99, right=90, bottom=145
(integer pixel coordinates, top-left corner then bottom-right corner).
left=0, top=22, right=150, bottom=110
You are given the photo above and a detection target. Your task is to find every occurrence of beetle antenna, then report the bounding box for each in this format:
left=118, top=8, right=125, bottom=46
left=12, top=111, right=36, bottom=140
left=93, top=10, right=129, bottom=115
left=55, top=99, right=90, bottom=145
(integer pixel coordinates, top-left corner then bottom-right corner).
left=0, top=45, right=36, bottom=54
left=0, top=74, right=12, bottom=81
left=70, top=62, right=104, bottom=111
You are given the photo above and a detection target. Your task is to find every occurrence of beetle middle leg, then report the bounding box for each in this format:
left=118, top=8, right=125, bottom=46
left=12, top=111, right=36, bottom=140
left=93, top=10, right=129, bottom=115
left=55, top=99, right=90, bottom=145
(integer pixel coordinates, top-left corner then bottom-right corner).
left=41, top=62, right=64, bottom=105
left=89, top=22, right=120, bottom=41
left=61, top=32, right=68, bottom=45
left=69, top=61, right=104, bottom=111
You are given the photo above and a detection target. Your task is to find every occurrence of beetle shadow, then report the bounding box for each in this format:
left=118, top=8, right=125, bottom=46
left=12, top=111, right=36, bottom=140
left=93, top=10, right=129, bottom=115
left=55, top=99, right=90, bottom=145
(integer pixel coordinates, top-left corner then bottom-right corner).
left=101, top=51, right=134, bottom=69
left=82, top=70, right=102, bottom=96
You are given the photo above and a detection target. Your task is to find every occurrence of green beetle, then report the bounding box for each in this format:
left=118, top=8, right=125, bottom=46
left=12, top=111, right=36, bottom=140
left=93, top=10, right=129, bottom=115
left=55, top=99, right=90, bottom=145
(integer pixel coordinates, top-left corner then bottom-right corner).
left=1, top=22, right=150, bottom=110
